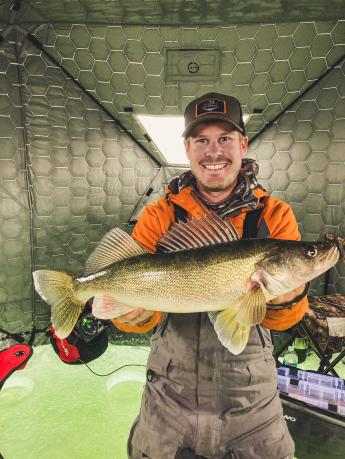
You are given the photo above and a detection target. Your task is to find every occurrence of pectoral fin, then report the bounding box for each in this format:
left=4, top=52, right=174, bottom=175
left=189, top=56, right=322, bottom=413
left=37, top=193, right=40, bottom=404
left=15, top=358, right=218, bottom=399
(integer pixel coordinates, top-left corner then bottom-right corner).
left=92, top=294, right=134, bottom=319
left=208, top=290, right=267, bottom=355
left=235, top=288, right=267, bottom=326
left=208, top=308, right=250, bottom=355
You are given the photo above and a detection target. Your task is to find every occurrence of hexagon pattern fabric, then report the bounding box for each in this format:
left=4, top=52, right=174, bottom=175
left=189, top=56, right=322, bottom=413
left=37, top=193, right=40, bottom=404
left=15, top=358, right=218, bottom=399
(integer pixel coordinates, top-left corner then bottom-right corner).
left=1, top=0, right=345, bottom=24
left=0, top=20, right=344, bottom=340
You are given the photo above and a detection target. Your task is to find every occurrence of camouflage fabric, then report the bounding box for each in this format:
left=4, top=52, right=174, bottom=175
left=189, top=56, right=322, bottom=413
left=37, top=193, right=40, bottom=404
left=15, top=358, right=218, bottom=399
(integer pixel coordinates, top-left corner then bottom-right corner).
left=171, top=159, right=262, bottom=219
left=304, top=295, right=345, bottom=353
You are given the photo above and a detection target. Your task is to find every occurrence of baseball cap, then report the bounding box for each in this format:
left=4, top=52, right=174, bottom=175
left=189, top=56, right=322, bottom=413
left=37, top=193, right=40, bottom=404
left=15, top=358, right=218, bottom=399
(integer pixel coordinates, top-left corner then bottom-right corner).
left=182, top=92, right=246, bottom=138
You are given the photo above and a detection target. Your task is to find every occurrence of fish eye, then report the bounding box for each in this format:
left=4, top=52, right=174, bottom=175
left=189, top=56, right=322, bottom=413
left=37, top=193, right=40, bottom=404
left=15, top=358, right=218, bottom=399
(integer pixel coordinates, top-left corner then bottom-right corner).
left=307, top=245, right=318, bottom=258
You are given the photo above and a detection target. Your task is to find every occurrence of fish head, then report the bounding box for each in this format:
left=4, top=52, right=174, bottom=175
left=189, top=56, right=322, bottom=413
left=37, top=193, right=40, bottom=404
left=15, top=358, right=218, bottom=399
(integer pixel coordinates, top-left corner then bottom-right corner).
left=251, top=240, right=339, bottom=301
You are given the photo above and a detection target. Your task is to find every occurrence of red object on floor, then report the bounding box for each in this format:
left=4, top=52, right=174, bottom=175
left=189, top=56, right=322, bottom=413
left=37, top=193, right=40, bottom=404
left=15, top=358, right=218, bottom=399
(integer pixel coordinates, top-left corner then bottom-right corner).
left=0, top=344, right=33, bottom=390
left=50, top=327, right=80, bottom=363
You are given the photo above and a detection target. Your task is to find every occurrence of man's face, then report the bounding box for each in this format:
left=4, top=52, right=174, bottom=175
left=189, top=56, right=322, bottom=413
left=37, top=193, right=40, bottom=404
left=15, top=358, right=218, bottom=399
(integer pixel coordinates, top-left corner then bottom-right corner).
left=184, top=121, right=248, bottom=202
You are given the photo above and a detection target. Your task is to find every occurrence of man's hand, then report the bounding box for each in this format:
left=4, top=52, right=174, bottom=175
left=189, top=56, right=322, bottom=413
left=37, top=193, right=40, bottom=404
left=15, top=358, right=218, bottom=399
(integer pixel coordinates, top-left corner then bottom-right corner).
left=267, top=284, right=306, bottom=306
left=115, top=308, right=155, bottom=326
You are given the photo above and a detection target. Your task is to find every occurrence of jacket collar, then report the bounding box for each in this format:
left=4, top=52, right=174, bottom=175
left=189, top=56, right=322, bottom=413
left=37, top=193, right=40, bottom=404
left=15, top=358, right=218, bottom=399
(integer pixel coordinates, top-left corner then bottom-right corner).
left=165, top=185, right=268, bottom=217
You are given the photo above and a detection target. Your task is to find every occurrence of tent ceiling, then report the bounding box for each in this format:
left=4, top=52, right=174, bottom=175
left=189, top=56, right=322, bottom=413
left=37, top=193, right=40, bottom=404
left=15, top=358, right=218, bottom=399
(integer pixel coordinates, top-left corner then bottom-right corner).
left=1, top=20, right=342, bottom=164
left=0, top=0, right=345, bottom=25
left=1, top=1, right=344, bottom=164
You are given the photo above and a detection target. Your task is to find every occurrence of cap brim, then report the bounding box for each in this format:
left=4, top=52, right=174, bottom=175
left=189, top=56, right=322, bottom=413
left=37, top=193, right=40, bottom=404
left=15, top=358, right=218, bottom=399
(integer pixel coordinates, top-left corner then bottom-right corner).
left=182, top=115, right=244, bottom=138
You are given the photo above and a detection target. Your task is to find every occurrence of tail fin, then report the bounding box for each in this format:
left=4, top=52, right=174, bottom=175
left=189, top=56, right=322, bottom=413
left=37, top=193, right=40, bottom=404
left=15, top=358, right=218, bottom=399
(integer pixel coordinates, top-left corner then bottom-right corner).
left=33, top=270, right=84, bottom=339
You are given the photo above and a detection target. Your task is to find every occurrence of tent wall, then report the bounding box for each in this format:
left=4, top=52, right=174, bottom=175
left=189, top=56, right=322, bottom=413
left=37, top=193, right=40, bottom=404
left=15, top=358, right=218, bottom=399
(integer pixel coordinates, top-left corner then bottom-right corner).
left=0, top=35, right=33, bottom=336
left=0, top=21, right=344, bottom=343
left=249, top=62, right=345, bottom=294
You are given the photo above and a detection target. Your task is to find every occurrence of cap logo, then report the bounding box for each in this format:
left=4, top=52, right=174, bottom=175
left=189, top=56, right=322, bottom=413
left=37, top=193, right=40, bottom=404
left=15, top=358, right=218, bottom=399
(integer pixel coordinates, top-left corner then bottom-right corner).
left=195, top=98, right=227, bottom=117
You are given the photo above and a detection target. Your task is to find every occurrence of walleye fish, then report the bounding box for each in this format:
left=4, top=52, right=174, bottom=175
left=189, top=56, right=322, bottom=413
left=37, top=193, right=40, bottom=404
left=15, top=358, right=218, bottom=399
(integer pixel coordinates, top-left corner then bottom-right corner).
left=33, top=214, right=342, bottom=354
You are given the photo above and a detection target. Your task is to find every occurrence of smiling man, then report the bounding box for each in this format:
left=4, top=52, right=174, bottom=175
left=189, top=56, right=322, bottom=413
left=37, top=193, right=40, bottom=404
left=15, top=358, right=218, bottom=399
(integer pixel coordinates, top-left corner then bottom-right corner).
left=184, top=122, right=247, bottom=200
left=182, top=93, right=248, bottom=202
left=113, top=93, right=308, bottom=459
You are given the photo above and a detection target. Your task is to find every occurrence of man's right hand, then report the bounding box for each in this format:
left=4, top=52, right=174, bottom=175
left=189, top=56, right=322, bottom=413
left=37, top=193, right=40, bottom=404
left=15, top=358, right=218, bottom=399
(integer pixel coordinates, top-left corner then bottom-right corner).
left=115, top=308, right=155, bottom=327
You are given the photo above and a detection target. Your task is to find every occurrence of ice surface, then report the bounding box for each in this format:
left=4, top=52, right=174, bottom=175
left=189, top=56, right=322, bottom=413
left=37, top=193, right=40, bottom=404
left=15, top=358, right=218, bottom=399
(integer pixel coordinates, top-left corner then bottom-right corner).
left=0, top=344, right=148, bottom=459
left=2, top=344, right=344, bottom=459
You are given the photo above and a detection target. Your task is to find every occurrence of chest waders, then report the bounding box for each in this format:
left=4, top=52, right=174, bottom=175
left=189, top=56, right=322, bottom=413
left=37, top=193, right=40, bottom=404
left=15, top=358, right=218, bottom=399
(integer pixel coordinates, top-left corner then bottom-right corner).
left=128, top=201, right=294, bottom=459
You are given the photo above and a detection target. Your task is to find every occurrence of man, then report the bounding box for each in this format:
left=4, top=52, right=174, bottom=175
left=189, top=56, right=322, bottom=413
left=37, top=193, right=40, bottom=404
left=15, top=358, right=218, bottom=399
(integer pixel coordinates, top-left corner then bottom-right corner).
left=113, top=93, right=308, bottom=459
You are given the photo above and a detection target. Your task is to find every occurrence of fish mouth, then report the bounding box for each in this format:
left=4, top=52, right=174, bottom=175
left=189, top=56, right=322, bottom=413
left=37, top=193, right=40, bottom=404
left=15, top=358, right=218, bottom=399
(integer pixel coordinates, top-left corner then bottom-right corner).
left=321, top=244, right=340, bottom=271
left=325, top=233, right=345, bottom=261
left=312, top=244, right=340, bottom=276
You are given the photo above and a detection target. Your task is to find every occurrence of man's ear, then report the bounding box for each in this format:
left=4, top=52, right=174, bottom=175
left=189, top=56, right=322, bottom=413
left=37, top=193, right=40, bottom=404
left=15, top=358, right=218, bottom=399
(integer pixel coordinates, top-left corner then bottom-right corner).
left=240, top=135, right=249, bottom=159
left=184, top=139, right=190, bottom=160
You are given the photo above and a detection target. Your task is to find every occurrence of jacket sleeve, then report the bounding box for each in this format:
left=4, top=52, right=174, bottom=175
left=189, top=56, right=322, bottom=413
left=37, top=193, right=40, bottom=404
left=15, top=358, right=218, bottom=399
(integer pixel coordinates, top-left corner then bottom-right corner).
left=110, top=312, right=164, bottom=334
left=260, top=196, right=309, bottom=330
left=111, top=199, right=173, bottom=334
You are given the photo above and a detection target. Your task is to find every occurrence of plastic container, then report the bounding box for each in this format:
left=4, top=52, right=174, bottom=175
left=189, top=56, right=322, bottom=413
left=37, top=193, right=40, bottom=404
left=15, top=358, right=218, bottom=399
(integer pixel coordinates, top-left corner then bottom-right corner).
left=337, top=390, right=345, bottom=405
left=338, top=405, right=345, bottom=416
left=297, top=369, right=308, bottom=381
left=306, top=372, right=344, bottom=389
left=277, top=367, right=290, bottom=377
left=296, top=369, right=344, bottom=389
left=322, top=388, right=337, bottom=403
left=293, top=393, right=329, bottom=410
left=283, top=346, right=298, bottom=367
left=308, top=385, right=323, bottom=400
left=278, top=375, right=290, bottom=393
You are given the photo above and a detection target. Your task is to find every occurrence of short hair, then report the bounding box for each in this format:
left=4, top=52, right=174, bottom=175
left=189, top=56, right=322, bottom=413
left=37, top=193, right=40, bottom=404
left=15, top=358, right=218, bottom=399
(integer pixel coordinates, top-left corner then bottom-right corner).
left=184, top=120, right=244, bottom=141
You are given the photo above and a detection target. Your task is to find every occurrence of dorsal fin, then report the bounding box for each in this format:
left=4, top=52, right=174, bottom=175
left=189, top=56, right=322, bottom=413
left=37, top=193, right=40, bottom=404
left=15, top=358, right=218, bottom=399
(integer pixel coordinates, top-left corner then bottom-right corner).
left=84, top=228, right=148, bottom=275
left=157, top=212, right=239, bottom=253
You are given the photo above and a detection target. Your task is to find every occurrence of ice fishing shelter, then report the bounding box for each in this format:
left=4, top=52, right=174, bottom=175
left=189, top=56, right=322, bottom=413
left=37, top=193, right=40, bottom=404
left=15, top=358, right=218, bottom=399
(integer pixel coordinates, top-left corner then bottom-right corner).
left=0, top=1, right=345, bottom=345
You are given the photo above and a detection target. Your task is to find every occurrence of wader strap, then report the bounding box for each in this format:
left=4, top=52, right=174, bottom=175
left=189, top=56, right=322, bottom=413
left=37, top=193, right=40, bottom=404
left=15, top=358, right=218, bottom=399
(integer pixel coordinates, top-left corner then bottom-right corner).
left=172, top=202, right=188, bottom=224
left=242, top=198, right=267, bottom=347
left=155, top=203, right=188, bottom=254
left=242, top=197, right=266, bottom=239
left=152, top=313, right=171, bottom=337
left=256, top=325, right=266, bottom=348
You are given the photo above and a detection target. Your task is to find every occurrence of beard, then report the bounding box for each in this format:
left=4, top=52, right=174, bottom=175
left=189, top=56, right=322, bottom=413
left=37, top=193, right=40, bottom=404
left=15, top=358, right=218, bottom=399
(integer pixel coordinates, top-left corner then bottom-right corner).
left=197, top=171, right=237, bottom=192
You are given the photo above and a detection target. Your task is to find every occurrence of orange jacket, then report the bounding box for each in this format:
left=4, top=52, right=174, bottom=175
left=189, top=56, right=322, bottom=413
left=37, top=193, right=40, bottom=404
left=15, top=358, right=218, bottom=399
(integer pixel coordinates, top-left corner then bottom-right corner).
left=112, top=185, right=308, bottom=333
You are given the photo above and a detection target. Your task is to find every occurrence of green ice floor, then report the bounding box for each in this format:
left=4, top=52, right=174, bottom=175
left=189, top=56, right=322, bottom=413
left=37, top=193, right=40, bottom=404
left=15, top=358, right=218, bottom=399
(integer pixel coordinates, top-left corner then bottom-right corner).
left=1, top=344, right=344, bottom=459
left=279, top=349, right=345, bottom=377
left=0, top=344, right=149, bottom=459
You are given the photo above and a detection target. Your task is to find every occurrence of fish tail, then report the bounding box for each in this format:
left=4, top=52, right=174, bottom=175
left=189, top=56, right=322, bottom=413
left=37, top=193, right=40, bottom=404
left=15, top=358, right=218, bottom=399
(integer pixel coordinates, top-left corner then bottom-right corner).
left=33, top=270, right=84, bottom=339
